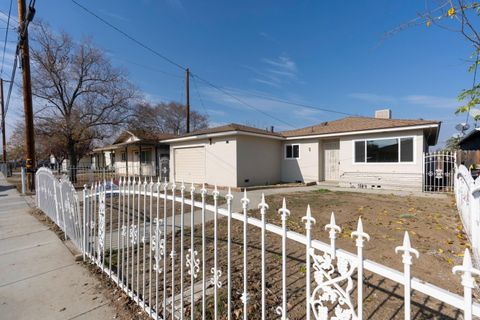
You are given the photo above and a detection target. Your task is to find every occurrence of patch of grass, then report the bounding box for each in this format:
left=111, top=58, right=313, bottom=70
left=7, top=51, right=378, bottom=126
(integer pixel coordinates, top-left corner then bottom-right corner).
left=316, top=188, right=331, bottom=193
left=399, top=213, right=416, bottom=219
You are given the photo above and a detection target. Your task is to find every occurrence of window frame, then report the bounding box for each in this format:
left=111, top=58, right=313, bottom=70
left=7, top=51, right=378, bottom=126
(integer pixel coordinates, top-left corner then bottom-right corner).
left=140, top=150, right=152, bottom=164
left=284, top=144, right=300, bottom=160
left=352, top=136, right=415, bottom=164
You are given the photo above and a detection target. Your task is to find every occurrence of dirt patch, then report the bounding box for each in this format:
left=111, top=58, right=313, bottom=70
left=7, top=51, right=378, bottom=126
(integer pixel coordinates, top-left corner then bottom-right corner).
left=250, top=189, right=469, bottom=295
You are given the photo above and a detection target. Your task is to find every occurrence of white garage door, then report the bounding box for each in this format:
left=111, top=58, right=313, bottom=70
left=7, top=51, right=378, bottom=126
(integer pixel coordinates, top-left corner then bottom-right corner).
left=174, top=147, right=206, bottom=183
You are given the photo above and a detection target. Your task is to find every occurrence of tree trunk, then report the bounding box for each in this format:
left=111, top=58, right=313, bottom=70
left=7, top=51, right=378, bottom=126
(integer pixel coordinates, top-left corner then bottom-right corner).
left=67, top=139, right=77, bottom=183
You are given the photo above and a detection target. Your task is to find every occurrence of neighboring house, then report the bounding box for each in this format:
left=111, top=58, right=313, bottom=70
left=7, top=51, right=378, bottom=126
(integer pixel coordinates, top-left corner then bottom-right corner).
left=459, top=128, right=480, bottom=151
left=93, top=130, right=176, bottom=179
left=458, top=128, right=480, bottom=170
left=163, top=109, right=441, bottom=191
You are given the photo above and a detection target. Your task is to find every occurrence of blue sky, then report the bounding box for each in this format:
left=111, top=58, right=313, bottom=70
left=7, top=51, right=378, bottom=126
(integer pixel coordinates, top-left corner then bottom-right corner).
left=0, top=0, right=477, bottom=148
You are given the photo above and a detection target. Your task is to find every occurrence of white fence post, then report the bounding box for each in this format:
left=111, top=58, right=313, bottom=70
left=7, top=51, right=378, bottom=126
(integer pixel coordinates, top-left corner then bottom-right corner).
left=258, top=193, right=268, bottom=320
left=241, top=189, right=250, bottom=320
left=351, top=217, right=370, bottom=320
left=277, top=198, right=290, bottom=320
left=302, top=205, right=316, bottom=320
left=395, top=232, right=419, bottom=320
left=453, top=249, right=480, bottom=320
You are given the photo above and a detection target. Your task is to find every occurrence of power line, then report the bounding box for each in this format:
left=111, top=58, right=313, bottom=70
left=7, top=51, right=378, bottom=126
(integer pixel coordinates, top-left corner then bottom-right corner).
left=191, top=73, right=296, bottom=128
left=206, top=86, right=358, bottom=117
left=71, top=0, right=185, bottom=71
left=192, top=75, right=209, bottom=117
left=69, top=0, right=298, bottom=129
left=0, top=0, right=14, bottom=76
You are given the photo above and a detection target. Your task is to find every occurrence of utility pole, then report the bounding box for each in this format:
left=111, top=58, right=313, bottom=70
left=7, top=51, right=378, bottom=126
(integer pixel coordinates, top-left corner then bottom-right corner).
left=17, top=0, right=36, bottom=191
left=1, top=79, right=6, bottom=162
left=186, top=67, right=190, bottom=133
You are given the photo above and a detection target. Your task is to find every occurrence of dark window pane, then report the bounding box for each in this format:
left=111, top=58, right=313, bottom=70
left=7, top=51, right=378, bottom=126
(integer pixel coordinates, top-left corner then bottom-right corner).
left=286, top=145, right=292, bottom=158
left=293, top=145, right=299, bottom=158
left=400, top=138, right=413, bottom=162
left=355, top=141, right=365, bottom=162
left=367, top=139, right=398, bottom=162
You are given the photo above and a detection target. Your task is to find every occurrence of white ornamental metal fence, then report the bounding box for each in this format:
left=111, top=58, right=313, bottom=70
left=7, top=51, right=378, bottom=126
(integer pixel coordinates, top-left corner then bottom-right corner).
left=454, top=165, right=480, bottom=267
left=36, top=167, right=84, bottom=250
left=34, top=170, right=480, bottom=319
left=423, top=151, right=456, bottom=193
left=80, top=177, right=480, bottom=320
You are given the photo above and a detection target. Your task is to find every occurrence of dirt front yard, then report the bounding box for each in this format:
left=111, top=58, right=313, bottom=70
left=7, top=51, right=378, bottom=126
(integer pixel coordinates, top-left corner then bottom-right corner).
left=253, top=189, right=467, bottom=294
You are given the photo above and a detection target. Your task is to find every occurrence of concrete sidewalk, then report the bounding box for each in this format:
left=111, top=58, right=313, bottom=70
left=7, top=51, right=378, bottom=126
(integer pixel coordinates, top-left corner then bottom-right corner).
left=0, top=174, right=116, bottom=320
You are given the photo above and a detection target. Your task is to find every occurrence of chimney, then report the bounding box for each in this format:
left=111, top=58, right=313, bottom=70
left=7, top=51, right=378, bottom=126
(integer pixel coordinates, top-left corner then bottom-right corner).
left=375, top=109, right=392, bottom=119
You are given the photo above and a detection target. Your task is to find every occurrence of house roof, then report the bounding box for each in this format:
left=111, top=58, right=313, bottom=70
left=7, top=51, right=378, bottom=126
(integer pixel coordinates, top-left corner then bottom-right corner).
left=162, top=117, right=440, bottom=144
left=161, top=123, right=283, bottom=142
left=459, top=128, right=480, bottom=145
left=113, top=130, right=177, bottom=144
left=93, top=130, right=177, bottom=152
left=281, top=116, right=440, bottom=137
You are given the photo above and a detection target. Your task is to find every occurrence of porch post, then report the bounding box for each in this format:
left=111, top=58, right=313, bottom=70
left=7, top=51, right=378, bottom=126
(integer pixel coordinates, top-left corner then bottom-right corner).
left=155, top=146, right=159, bottom=178
left=139, top=145, right=142, bottom=177
left=125, top=146, right=128, bottom=178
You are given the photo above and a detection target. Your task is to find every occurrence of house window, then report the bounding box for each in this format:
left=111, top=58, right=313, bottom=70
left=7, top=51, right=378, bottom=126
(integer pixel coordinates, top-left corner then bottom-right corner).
left=400, top=138, right=414, bottom=162
left=367, top=138, right=398, bottom=162
left=140, top=150, right=152, bottom=164
left=354, top=137, right=414, bottom=163
left=285, top=144, right=299, bottom=159
left=121, top=152, right=126, bottom=161
left=354, top=141, right=365, bottom=162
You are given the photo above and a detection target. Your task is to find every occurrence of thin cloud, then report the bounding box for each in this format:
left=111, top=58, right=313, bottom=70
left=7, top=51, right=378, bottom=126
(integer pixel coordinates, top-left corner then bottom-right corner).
left=262, top=55, right=297, bottom=74
left=248, top=54, right=299, bottom=88
left=99, top=9, right=130, bottom=22
left=402, top=95, right=458, bottom=109
left=349, top=93, right=395, bottom=104
left=349, top=92, right=459, bottom=110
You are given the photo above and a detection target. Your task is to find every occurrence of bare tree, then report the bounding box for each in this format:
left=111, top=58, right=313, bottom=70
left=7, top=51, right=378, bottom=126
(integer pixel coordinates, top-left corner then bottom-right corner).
left=30, top=23, right=138, bottom=180
left=130, top=102, right=208, bottom=134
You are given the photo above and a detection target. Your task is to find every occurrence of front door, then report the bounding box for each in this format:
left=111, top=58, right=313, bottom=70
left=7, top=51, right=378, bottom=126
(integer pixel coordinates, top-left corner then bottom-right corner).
left=324, top=140, right=340, bottom=181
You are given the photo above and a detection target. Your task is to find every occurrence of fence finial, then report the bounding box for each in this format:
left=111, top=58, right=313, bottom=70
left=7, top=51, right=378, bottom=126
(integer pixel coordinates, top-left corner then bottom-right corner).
left=213, top=185, right=219, bottom=199
left=201, top=183, right=207, bottom=196
left=278, top=198, right=291, bottom=221
left=190, top=181, right=196, bottom=193
left=302, top=205, right=316, bottom=229
left=453, top=249, right=480, bottom=288
left=351, top=217, right=370, bottom=247
left=241, top=189, right=250, bottom=209
left=181, top=180, right=186, bottom=193
left=226, top=187, right=233, bottom=202
left=395, top=232, right=419, bottom=265
left=325, top=212, right=340, bottom=258
left=258, top=193, right=269, bottom=212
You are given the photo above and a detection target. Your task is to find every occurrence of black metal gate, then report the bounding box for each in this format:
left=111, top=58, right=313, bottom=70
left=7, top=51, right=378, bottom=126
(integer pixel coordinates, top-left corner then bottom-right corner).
left=423, top=151, right=456, bottom=192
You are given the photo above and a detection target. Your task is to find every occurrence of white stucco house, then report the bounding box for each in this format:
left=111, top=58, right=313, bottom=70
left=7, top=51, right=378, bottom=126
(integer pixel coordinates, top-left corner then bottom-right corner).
left=162, top=110, right=441, bottom=191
